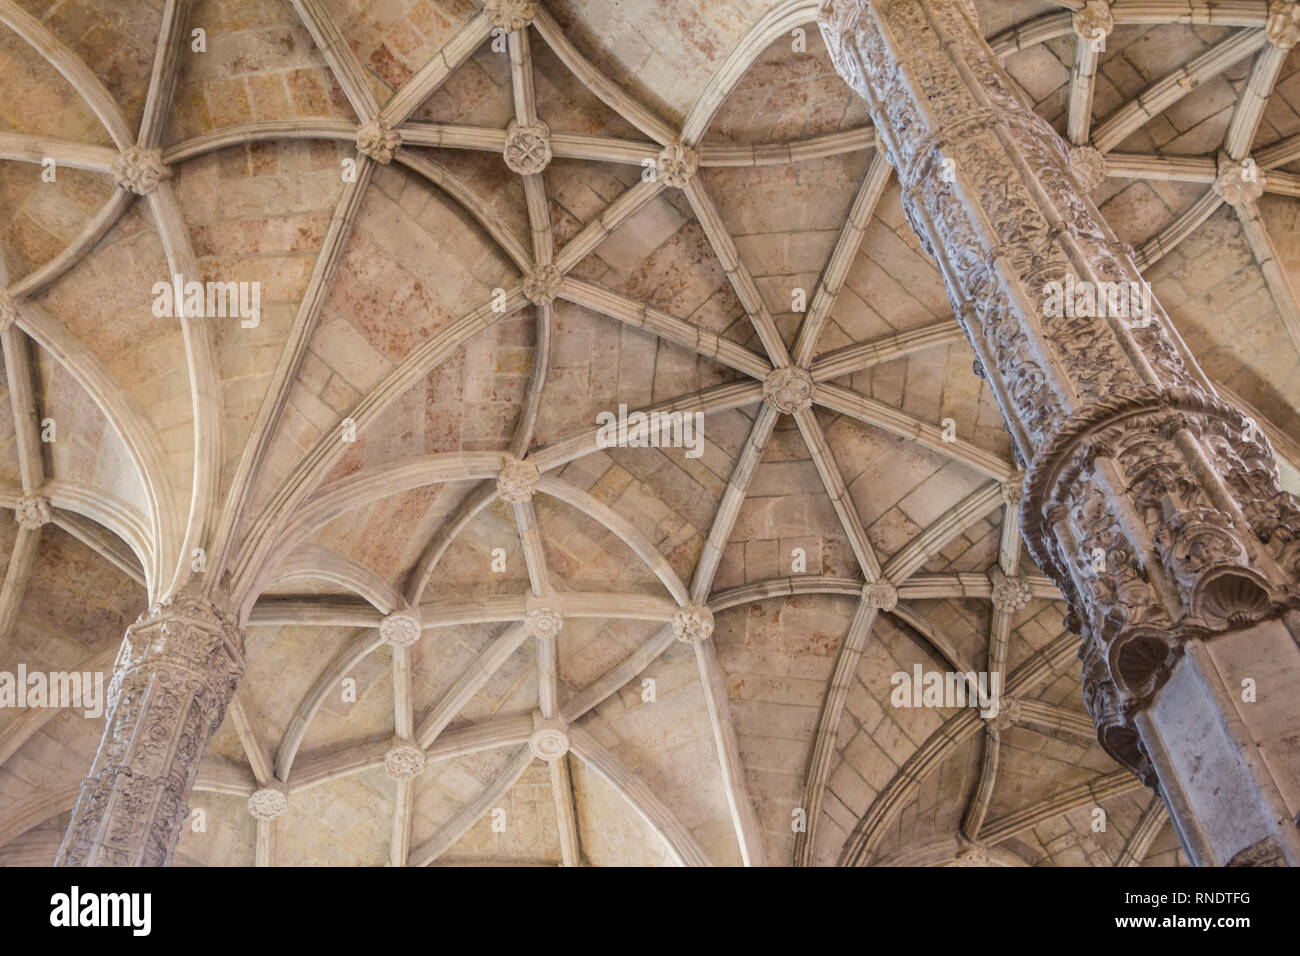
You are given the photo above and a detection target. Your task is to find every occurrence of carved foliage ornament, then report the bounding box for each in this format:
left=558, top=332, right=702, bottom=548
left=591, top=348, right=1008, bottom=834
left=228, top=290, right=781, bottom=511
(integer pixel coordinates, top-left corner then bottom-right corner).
left=112, top=146, right=168, bottom=195
left=56, top=588, right=245, bottom=866
left=1213, top=155, right=1265, bottom=206
left=815, top=0, right=1300, bottom=785
left=672, top=604, right=714, bottom=643
left=247, top=787, right=288, bottom=819
left=1071, top=0, right=1114, bottom=42
left=763, top=367, right=815, bottom=414
left=656, top=142, right=698, bottom=188
left=497, top=456, right=540, bottom=502
left=485, top=0, right=535, bottom=32
left=1267, top=0, right=1300, bottom=50
left=863, top=580, right=898, bottom=611
left=14, top=495, right=51, bottom=530
left=356, top=119, right=401, bottom=164
left=384, top=740, right=427, bottom=780
left=526, top=605, right=564, bottom=640
left=1068, top=145, right=1107, bottom=194
left=522, top=263, right=563, bottom=306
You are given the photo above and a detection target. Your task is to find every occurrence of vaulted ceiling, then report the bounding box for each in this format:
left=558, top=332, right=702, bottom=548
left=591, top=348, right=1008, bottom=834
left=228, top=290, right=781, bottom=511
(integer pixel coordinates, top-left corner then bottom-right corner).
left=2, top=0, right=1299, bottom=867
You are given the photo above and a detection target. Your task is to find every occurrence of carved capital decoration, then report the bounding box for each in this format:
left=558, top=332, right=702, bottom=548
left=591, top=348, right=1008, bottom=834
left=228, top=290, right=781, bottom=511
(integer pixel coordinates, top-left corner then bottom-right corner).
left=497, top=455, right=540, bottom=502
left=380, top=611, right=422, bottom=647
left=1213, top=154, right=1265, bottom=206
left=525, top=605, right=564, bottom=640
left=1001, top=473, right=1026, bottom=508
left=14, top=495, right=51, bottom=530
left=384, top=740, right=427, bottom=780
left=112, top=146, right=168, bottom=195
left=1068, top=144, right=1107, bottom=194
left=672, top=604, right=714, bottom=643
left=56, top=586, right=246, bottom=866
left=818, top=0, right=1300, bottom=783
left=484, top=0, right=535, bottom=32
left=1071, top=1, right=1114, bottom=42
left=763, top=366, right=815, bottom=414
left=356, top=119, right=402, bottom=164
left=1267, top=0, right=1300, bottom=50
left=863, top=580, right=898, bottom=611
left=522, top=263, right=563, bottom=306
left=656, top=142, right=698, bottom=188
left=504, top=119, right=552, bottom=175
left=247, top=786, right=288, bottom=819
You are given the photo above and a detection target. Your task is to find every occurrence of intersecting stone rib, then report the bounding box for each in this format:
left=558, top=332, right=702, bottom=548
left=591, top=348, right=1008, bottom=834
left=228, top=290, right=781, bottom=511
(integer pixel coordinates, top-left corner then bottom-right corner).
left=289, top=0, right=380, bottom=122
left=0, top=133, right=117, bottom=172
left=568, top=726, right=712, bottom=866
left=699, top=128, right=874, bottom=167
left=1067, top=36, right=1100, bottom=146
left=1236, top=200, right=1300, bottom=353
left=559, top=279, right=770, bottom=378
left=980, top=769, right=1143, bottom=844
left=138, top=0, right=192, bottom=149
left=685, top=178, right=792, bottom=367
left=0, top=0, right=133, bottom=148
left=382, top=12, right=493, bottom=127
left=409, top=746, right=534, bottom=866
left=1115, top=793, right=1168, bottom=866
left=793, top=153, right=893, bottom=366
left=416, top=623, right=531, bottom=748
left=1135, top=188, right=1223, bottom=268
left=531, top=5, right=677, bottom=145
left=1092, top=30, right=1267, bottom=153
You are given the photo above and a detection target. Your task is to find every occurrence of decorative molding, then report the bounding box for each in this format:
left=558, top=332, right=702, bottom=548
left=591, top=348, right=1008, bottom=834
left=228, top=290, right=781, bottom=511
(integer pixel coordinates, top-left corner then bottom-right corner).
left=1068, top=144, right=1107, bottom=193
left=656, top=142, right=698, bottom=187
left=484, top=0, right=535, bottom=32
left=862, top=580, right=898, bottom=611
left=383, top=740, right=427, bottom=780
left=1266, top=0, right=1300, bottom=50
left=503, top=119, right=552, bottom=174
left=380, top=611, right=422, bottom=648
left=56, top=588, right=246, bottom=866
left=356, top=118, right=401, bottom=164
left=762, top=366, right=815, bottom=414
left=1213, top=153, right=1266, bottom=205
left=497, top=456, right=540, bottom=502
left=111, top=146, right=168, bottom=195
left=247, top=786, right=288, bottom=819
left=672, top=603, right=715, bottom=643
left=13, top=495, right=51, bottom=530
left=522, top=263, right=563, bottom=306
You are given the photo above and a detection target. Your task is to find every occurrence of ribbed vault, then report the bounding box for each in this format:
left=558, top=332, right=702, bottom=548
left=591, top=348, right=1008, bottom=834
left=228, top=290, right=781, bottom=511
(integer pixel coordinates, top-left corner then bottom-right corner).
left=2, top=0, right=1299, bottom=866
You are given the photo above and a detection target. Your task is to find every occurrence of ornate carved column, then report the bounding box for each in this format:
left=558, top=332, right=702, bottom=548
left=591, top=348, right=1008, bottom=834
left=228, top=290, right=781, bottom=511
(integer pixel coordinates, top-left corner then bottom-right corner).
left=819, top=0, right=1300, bottom=865
left=55, top=588, right=245, bottom=866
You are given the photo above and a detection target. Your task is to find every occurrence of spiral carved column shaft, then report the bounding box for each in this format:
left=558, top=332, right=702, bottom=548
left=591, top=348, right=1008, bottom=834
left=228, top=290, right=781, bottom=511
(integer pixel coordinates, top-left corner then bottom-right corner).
left=55, top=589, right=245, bottom=866
left=820, top=0, right=1300, bottom=864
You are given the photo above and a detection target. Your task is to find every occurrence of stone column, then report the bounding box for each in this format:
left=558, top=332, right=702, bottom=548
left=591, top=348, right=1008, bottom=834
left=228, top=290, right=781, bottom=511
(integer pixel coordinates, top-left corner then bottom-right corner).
left=819, top=0, right=1300, bottom=865
left=55, top=588, right=245, bottom=866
